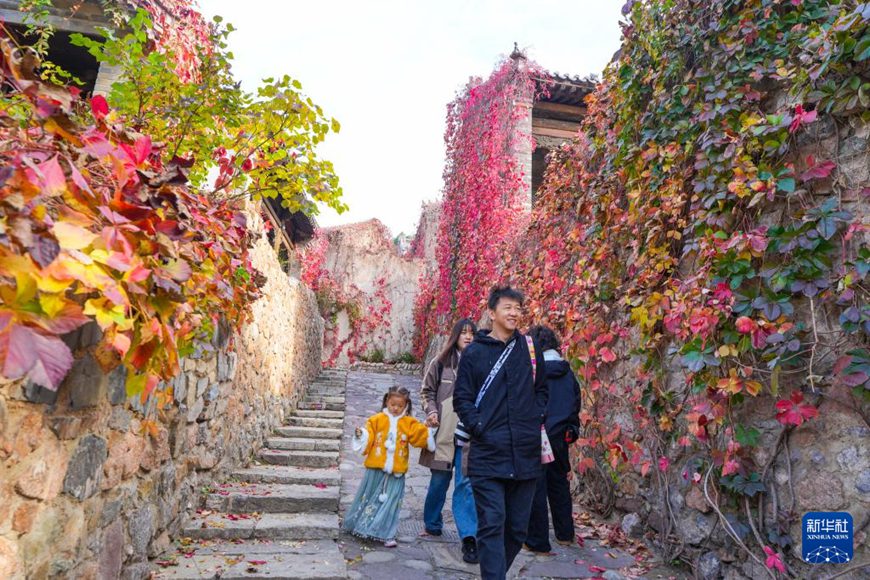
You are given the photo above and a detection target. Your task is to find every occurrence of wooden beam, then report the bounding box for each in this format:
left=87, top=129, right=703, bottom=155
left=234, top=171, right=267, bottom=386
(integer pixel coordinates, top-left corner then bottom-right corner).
left=533, top=101, right=586, bottom=117
left=532, top=126, right=578, bottom=140
left=262, top=200, right=295, bottom=256
left=532, top=117, right=581, bottom=132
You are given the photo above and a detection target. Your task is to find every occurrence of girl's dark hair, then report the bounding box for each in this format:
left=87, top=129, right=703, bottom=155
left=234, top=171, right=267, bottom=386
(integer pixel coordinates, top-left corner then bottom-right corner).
left=437, top=318, right=477, bottom=366
left=488, top=285, right=525, bottom=310
left=381, top=385, right=412, bottom=415
left=528, top=324, right=560, bottom=352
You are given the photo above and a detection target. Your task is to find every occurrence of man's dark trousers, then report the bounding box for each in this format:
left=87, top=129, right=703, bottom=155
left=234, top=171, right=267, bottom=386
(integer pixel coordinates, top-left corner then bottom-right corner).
left=525, top=438, right=574, bottom=552
left=470, top=475, right=538, bottom=580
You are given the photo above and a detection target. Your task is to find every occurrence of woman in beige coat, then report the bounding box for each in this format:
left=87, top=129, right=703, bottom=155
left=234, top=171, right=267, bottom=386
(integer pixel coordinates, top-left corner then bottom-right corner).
left=419, top=318, right=479, bottom=563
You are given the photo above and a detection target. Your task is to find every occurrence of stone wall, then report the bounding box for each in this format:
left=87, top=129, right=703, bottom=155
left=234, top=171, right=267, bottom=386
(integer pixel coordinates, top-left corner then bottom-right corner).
left=0, top=204, right=323, bottom=579
left=320, top=219, right=423, bottom=365
left=590, top=113, right=870, bottom=578
left=410, top=201, right=441, bottom=270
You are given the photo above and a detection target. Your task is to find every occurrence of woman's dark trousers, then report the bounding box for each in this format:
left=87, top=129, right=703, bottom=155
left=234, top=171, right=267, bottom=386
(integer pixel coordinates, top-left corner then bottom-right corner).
left=525, top=438, right=574, bottom=552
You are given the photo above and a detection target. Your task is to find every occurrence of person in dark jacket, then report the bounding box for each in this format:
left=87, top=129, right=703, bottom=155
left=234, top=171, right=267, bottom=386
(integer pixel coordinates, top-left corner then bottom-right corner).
left=419, top=318, right=479, bottom=564
left=524, top=325, right=581, bottom=554
left=453, top=285, right=548, bottom=580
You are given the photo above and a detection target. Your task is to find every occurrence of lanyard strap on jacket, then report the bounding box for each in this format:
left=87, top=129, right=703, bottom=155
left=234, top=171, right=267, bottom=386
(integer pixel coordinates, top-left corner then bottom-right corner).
left=474, top=337, right=517, bottom=408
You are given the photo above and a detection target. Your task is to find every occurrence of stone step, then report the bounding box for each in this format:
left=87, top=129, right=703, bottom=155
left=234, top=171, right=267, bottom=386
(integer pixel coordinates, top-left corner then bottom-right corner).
left=259, top=449, right=339, bottom=468
left=232, top=466, right=340, bottom=487
left=286, top=416, right=344, bottom=429
left=152, top=540, right=346, bottom=580
left=292, top=409, right=344, bottom=419
left=303, top=395, right=346, bottom=404
left=297, top=400, right=345, bottom=411
left=205, top=482, right=339, bottom=514
left=274, top=426, right=343, bottom=440
left=308, top=379, right=347, bottom=388
left=265, top=437, right=340, bottom=452
left=302, top=391, right=347, bottom=403
left=181, top=512, right=339, bottom=541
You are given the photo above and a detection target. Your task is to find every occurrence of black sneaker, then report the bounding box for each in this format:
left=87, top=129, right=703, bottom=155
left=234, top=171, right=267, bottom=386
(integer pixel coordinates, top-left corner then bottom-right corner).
left=461, top=536, right=479, bottom=564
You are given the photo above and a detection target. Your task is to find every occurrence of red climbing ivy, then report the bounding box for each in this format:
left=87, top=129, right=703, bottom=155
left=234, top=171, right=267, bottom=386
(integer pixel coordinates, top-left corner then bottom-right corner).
left=121, top=0, right=212, bottom=83
left=301, top=230, right=393, bottom=366
left=413, top=56, right=548, bottom=356
left=0, top=36, right=262, bottom=397
left=499, top=0, right=869, bottom=570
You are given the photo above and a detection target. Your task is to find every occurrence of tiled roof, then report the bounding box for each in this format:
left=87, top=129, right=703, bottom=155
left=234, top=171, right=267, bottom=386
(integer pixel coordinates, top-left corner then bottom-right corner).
left=538, top=73, right=596, bottom=106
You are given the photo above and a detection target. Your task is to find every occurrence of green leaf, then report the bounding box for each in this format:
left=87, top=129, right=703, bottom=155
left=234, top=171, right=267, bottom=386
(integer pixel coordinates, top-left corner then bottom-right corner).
left=735, top=424, right=761, bottom=447
left=856, top=34, right=870, bottom=61
left=777, top=177, right=795, bottom=193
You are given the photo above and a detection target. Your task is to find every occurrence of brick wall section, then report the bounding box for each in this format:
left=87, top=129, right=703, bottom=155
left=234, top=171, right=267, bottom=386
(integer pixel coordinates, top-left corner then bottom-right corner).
left=0, top=201, right=323, bottom=579
left=513, top=98, right=534, bottom=211
left=93, top=63, right=123, bottom=97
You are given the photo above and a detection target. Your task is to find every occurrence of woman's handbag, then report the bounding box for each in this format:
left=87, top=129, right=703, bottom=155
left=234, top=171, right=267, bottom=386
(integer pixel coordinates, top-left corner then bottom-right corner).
left=540, top=425, right=555, bottom=464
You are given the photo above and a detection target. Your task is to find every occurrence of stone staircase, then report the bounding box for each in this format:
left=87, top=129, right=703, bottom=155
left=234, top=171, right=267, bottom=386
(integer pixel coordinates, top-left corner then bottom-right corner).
left=155, top=370, right=348, bottom=579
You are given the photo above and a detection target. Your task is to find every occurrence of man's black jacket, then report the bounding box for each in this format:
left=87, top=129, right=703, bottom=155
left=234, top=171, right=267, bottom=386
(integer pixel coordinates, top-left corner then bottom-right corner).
left=453, top=330, right=548, bottom=480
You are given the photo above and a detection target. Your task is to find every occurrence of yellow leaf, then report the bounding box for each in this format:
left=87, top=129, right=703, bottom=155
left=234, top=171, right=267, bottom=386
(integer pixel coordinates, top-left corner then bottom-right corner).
left=745, top=380, right=762, bottom=396
left=39, top=293, right=67, bottom=317
left=52, top=222, right=97, bottom=251
left=35, top=274, right=73, bottom=294
left=0, top=253, right=36, bottom=277
left=15, top=272, right=37, bottom=304
left=126, top=372, right=147, bottom=398
left=770, top=366, right=780, bottom=396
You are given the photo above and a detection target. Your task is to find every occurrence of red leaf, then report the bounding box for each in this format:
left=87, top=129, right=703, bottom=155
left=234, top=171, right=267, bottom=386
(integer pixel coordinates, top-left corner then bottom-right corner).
left=764, top=546, right=786, bottom=573
left=121, top=136, right=152, bottom=166
left=841, top=372, right=868, bottom=387
left=162, top=258, right=192, bottom=282
left=735, top=316, right=756, bottom=334
left=775, top=391, right=819, bottom=426
left=37, top=156, right=67, bottom=197
left=833, top=355, right=853, bottom=375
left=589, top=565, right=607, bottom=572
left=91, top=95, right=109, bottom=119
left=247, top=560, right=267, bottom=566
left=2, top=324, right=73, bottom=389
left=800, top=158, right=836, bottom=181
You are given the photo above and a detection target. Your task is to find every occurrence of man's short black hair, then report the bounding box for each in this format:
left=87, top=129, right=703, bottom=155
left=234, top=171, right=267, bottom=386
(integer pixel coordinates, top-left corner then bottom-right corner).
left=528, top=325, right=560, bottom=351
left=487, top=285, right=525, bottom=310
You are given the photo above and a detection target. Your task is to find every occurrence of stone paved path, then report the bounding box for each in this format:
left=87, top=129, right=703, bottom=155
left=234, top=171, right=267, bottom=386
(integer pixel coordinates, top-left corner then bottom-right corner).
left=153, top=369, right=349, bottom=579
left=338, top=370, right=689, bottom=580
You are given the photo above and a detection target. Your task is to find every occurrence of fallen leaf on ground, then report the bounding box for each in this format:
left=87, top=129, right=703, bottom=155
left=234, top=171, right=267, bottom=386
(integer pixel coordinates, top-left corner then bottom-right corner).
left=155, top=560, right=177, bottom=567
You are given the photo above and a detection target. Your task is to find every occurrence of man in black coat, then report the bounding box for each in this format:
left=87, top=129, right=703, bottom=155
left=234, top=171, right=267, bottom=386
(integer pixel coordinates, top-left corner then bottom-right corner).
left=453, top=286, right=548, bottom=580
left=524, top=325, right=581, bottom=553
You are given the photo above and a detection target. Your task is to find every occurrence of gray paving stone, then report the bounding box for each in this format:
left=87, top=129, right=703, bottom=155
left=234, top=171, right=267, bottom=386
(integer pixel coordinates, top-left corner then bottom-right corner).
left=362, top=551, right=396, bottom=563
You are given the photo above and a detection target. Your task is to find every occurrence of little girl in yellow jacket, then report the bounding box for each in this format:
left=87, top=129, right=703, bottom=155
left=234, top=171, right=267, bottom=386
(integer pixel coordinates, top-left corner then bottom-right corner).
left=343, top=385, right=435, bottom=547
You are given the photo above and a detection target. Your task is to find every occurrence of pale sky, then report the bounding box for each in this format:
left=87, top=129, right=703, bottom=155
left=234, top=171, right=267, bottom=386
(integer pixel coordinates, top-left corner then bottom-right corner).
left=201, top=1, right=625, bottom=236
